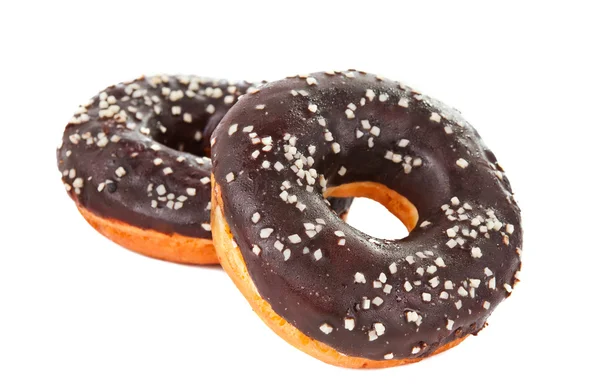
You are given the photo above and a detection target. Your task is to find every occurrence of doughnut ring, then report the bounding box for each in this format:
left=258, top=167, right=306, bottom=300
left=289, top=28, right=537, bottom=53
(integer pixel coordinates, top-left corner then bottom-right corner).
left=56, top=74, right=353, bottom=264
left=211, top=70, right=522, bottom=367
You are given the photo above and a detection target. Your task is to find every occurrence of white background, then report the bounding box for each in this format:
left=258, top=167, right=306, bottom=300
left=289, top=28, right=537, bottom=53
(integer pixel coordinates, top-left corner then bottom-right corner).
left=1, top=1, right=598, bottom=390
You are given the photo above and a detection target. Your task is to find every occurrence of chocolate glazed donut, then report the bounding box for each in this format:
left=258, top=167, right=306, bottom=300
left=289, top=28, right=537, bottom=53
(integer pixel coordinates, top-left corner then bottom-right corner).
left=56, top=74, right=354, bottom=264
left=211, top=70, right=522, bottom=367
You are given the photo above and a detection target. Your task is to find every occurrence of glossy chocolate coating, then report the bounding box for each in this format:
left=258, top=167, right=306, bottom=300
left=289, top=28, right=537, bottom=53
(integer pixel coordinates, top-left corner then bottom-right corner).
left=212, top=71, right=522, bottom=361
left=57, top=75, right=353, bottom=239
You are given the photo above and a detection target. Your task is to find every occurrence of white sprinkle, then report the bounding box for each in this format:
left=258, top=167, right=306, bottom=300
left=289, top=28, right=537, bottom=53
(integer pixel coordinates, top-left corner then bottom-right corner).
left=420, top=220, right=431, bottom=228
left=379, top=93, right=389, bottom=102
left=446, top=319, right=455, bottom=330
left=370, top=126, right=380, bottom=136
left=283, top=249, right=291, bottom=261
left=288, top=234, right=301, bottom=244
left=398, top=97, right=409, bottom=108
left=422, top=293, right=432, bottom=302
left=434, top=257, right=445, bottom=267
left=446, top=239, right=458, bottom=248
left=354, top=272, right=366, bottom=284
left=201, top=223, right=211, bottom=231
left=308, top=103, right=318, bottom=113
left=344, top=318, right=355, bottom=331
left=320, top=323, right=333, bottom=334
left=332, top=143, right=341, bottom=154
left=163, top=167, right=173, bottom=175
left=249, top=212, right=261, bottom=224
left=506, top=224, right=515, bottom=234
left=456, top=158, right=469, bottom=168
left=384, top=353, right=394, bottom=360
left=226, top=172, right=235, bottom=183
left=469, top=279, right=481, bottom=288
left=171, top=106, right=181, bottom=115
left=406, top=311, right=419, bottom=323
left=383, top=284, right=392, bottom=294
left=374, top=322, right=385, bottom=335
left=398, top=139, right=410, bottom=148
left=260, top=228, right=274, bottom=239
left=365, top=89, right=375, bottom=101
left=345, top=109, right=355, bottom=119
left=273, top=240, right=284, bottom=251
left=444, top=125, right=453, bottom=134
left=255, top=104, right=266, bottom=110
left=471, top=247, right=483, bottom=258
left=440, top=291, right=449, bottom=299
left=429, top=277, right=440, bottom=288
left=228, top=124, right=238, bottom=135
left=205, top=104, right=215, bottom=114
left=362, top=298, right=371, bottom=310
left=412, top=347, right=421, bottom=354
left=184, top=188, right=196, bottom=197
left=444, top=281, right=453, bottom=290
left=378, top=273, right=387, bottom=283
left=306, top=77, right=317, bottom=85
left=489, top=277, right=497, bottom=289
left=430, top=112, right=441, bottom=122
left=504, top=283, right=513, bottom=293
left=404, top=281, right=413, bottom=292
left=426, top=265, right=437, bottom=274
left=483, top=301, right=491, bottom=310
left=183, top=113, right=192, bottom=123
left=252, top=245, right=261, bottom=255
left=447, top=228, right=457, bottom=238
left=115, top=167, right=126, bottom=177
left=389, top=262, right=398, bottom=274
left=196, top=177, right=209, bottom=186
left=455, top=300, right=463, bottom=309
left=150, top=144, right=161, bottom=151
left=458, top=287, right=468, bottom=297
left=314, top=249, right=323, bottom=261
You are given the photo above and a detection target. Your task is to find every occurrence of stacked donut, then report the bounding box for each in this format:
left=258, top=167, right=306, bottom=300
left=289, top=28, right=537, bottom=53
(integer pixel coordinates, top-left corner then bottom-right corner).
left=58, top=70, right=522, bottom=368
left=57, top=75, right=352, bottom=265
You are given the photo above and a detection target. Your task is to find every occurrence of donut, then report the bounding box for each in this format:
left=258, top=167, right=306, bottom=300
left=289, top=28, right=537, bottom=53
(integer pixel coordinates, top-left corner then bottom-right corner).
left=56, top=74, right=354, bottom=265
left=211, top=70, right=522, bottom=368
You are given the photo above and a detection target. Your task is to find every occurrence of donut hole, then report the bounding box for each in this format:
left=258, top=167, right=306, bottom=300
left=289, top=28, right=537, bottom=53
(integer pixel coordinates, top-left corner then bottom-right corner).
left=345, top=198, right=410, bottom=240
left=324, top=182, right=418, bottom=241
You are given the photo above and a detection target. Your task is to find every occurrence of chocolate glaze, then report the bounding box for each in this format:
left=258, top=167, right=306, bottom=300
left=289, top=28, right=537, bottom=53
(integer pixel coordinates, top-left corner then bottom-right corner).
left=56, top=74, right=354, bottom=238
left=212, top=71, right=522, bottom=361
